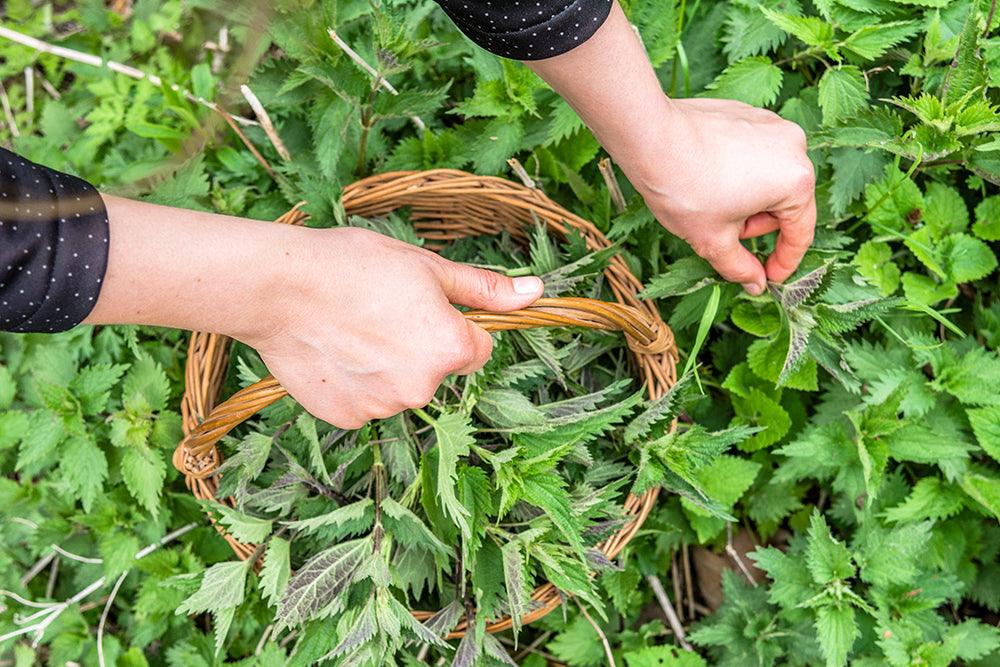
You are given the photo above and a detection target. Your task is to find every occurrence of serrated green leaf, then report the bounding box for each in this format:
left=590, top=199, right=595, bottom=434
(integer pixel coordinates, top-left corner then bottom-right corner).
left=122, top=355, right=169, bottom=413
left=380, top=496, right=449, bottom=557
left=284, top=497, right=374, bottom=535
left=703, top=56, right=784, bottom=107
left=733, top=390, right=791, bottom=451
left=624, top=646, right=708, bottom=667
left=884, top=477, right=966, bottom=523
left=431, top=411, right=474, bottom=540
left=843, top=21, right=921, bottom=59
left=731, top=300, right=782, bottom=337
left=760, top=7, right=836, bottom=49
left=923, top=181, right=970, bottom=239
left=501, top=541, right=531, bottom=634
left=276, top=538, right=368, bottom=628
left=260, top=537, right=291, bottom=606
left=475, top=388, right=547, bottom=429
left=815, top=604, right=858, bottom=667
left=972, top=195, right=1000, bottom=240
left=122, top=446, right=166, bottom=518
left=854, top=240, right=901, bottom=295
left=176, top=559, right=252, bottom=616
left=805, top=512, right=854, bottom=585
left=818, top=67, right=869, bottom=126
left=63, top=435, right=109, bottom=512
left=961, top=472, right=1000, bottom=520
left=940, top=233, right=997, bottom=283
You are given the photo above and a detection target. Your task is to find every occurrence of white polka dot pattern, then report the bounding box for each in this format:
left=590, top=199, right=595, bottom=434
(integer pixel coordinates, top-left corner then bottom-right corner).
left=434, top=0, right=611, bottom=60
left=0, top=148, right=109, bottom=333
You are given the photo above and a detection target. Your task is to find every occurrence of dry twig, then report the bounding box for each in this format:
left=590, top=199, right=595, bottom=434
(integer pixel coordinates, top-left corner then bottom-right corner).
left=507, top=157, right=537, bottom=189
left=0, top=79, right=19, bottom=138
left=599, top=157, right=628, bottom=213
left=240, top=84, right=291, bottom=162
left=0, top=25, right=257, bottom=126
left=327, top=29, right=427, bottom=131
left=575, top=597, right=617, bottom=667
left=647, top=573, right=695, bottom=652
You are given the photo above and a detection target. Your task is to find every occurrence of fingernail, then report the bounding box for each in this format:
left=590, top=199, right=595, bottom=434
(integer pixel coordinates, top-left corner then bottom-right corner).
left=512, top=276, right=543, bottom=295
left=742, top=282, right=763, bottom=296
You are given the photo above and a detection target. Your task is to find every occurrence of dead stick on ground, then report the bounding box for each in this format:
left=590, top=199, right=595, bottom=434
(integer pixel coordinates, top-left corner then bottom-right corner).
left=726, top=523, right=759, bottom=587
left=0, top=25, right=256, bottom=126
left=683, top=541, right=695, bottom=620
left=599, top=157, right=628, bottom=213
left=672, top=550, right=684, bottom=623
left=647, top=574, right=695, bottom=652
left=219, top=108, right=277, bottom=179
left=327, top=29, right=426, bottom=132
left=575, top=597, right=617, bottom=667
left=0, top=79, right=19, bottom=138
left=240, top=84, right=291, bottom=162
left=497, top=635, right=562, bottom=664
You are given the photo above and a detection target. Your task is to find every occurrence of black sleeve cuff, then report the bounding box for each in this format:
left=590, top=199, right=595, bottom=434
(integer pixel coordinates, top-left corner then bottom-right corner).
left=434, top=0, right=612, bottom=60
left=1, top=148, right=110, bottom=333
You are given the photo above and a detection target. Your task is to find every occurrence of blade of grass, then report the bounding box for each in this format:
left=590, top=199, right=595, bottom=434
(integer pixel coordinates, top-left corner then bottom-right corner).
left=682, top=283, right=721, bottom=392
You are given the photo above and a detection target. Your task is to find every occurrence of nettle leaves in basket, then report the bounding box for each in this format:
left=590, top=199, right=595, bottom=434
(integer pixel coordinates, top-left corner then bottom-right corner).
left=178, top=223, right=755, bottom=662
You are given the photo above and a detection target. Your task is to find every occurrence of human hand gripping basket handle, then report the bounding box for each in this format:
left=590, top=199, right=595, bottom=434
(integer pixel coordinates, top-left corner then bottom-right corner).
left=172, top=295, right=675, bottom=480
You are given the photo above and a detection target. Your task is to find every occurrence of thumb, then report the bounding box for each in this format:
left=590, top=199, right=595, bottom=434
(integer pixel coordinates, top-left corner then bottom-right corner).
left=435, top=260, right=544, bottom=311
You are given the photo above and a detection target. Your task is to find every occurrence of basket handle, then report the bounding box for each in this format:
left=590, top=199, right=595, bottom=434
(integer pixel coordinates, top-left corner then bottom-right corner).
left=172, top=296, right=674, bottom=479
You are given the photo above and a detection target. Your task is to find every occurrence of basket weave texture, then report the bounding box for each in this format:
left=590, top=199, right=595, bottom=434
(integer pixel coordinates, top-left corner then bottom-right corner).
left=173, top=169, right=679, bottom=638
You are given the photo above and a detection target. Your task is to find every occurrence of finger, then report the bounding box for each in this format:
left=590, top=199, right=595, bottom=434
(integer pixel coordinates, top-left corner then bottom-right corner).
left=764, top=197, right=817, bottom=283
left=451, top=319, right=494, bottom=375
left=691, top=234, right=767, bottom=295
left=435, top=259, right=544, bottom=311
left=740, top=212, right=781, bottom=239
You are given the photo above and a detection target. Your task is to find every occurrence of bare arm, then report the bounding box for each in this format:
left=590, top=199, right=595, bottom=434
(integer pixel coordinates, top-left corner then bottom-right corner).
left=525, top=1, right=816, bottom=294
left=84, top=195, right=543, bottom=427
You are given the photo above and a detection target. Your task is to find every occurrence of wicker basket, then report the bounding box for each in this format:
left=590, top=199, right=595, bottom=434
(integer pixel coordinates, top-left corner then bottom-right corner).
left=172, top=169, right=679, bottom=639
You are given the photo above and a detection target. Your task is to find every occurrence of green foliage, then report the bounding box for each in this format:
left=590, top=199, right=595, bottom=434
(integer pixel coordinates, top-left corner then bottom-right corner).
left=4, top=0, right=1000, bottom=664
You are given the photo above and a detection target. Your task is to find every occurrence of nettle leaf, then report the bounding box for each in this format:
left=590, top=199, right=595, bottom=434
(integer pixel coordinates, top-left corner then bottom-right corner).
left=432, top=411, right=475, bottom=540
left=884, top=477, right=966, bottom=523
left=972, top=195, right=1000, bottom=241
left=121, top=355, right=169, bottom=413
left=843, top=20, right=921, bottom=59
left=923, top=181, right=969, bottom=238
left=941, top=2, right=988, bottom=106
left=475, top=388, right=546, bottom=428
left=722, top=0, right=797, bottom=60
left=380, top=497, right=450, bottom=557
left=747, top=337, right=819, bottom=391
left=779, top=319, right=813, bottom=388
left=815, top=604, right=859, bottom=667
left=732, top=389, right=791, bottom=451
left=624, top=646, right=708, bottom=667
left=284, top=497, right=375, bottom=535
left=864, top=165, right=924, bottom=232
left=642, top=256, right=720, bottom=299
left=625, top=373, right=690, bottom=443
left=329, top=596, right=378, bottom=658
left=770, top=262, right=830, bottom=310
left=760, top=7, right=836, bottom=50
left=702, top=56, right=784, bottom=107
left=730, top=299, right=782, bottom=337
left=948, top=619, right=1000, bottom=661
left=501, top=541, right=531, bottom=635
left=63, top=435, right=109, bottom=512
left=968, top=406, right=1000, bottom=464
left=855, top=520, right=932, bottom=588
left=205, top=500, right=273, bottom=543
left=122, top=446, right=167, bottom=518
left=805, top=512, right=854, bottom=585
left=940, top=233, right=997, bottom=283
left=277, top=538, right=369, bottom=629
left=854, top=240, right=901, bottom=295
left=522, top=473, right=586, bottom=556
left=70, top=363, right=128, bottom=414
left=818, top=67, right=869, bottom=126
left=260, top=537, right=291, bottom=606
left=961, top=470, right=1000, bottom=521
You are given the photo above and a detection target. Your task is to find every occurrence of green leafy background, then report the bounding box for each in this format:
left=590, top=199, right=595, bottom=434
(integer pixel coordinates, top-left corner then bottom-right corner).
left=2, top=0, right=1000, bottom=664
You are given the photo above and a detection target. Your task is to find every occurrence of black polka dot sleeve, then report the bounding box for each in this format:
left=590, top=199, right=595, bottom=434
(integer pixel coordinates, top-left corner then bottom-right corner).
left=0, top=148, right=109, bottom=333
left=433, top=0, right=612, bottom=60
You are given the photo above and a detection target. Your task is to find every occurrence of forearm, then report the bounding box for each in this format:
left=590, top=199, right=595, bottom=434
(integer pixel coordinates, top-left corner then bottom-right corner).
left=524, top=2, right=674, bottom=189
left=82, top=195, right=295, bottom=341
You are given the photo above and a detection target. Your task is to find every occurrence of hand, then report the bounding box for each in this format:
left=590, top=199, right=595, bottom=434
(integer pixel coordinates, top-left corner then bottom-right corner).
left=242, top=227, right=544, bottom=428
left=632, top=98, right=816, bottom=294
left=525, top=0, right=817, bottom=294
left=85, top=197, right=543, bottom=429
